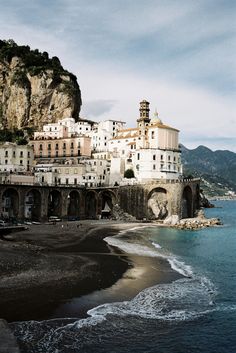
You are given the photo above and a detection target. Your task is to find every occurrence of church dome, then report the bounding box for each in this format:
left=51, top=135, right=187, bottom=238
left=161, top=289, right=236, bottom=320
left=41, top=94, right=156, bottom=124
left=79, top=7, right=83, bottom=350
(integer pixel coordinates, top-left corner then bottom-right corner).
left=150, top=110, right=162, bottom=125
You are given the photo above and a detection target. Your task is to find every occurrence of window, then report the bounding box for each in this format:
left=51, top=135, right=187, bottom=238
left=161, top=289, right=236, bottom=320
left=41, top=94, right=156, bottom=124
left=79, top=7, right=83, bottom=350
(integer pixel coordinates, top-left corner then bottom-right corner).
left=168, top=156, right=170, bottom=161
left=161, top=155, right=163, bottom=160
left=55, top=151, right=58, bottom=157
left=13, top=151, right=16, bottom=158
left=5, top=160, right=7, bottom=164
left=66, top=178, right=69, bottom=185
left=153, top=155, right=156, bottom=160
left=39, top=144, right=43, bottom=151
left=48, top=144, right=51, bottom=150
left=20, top=151, right=23, bottom=157
left=137, top=153, right=140, bottom=160
left=151, top=131, right=155, bottom=139
left=5, top=151, right=8, bottom=157
left=74, top=178, right=77, bottom=185
left=174, top=156, right=176, bottom=162
left=63, top=142, right=66, bottom=149
left=27, top=151, right=30, bottom=158
left=55, top=143, right=59, bottom=150
left=42, top=176, right=44, bottom=183
left=153, top=164, right=156, bottom=170
left=71, top=142, right=74, bottom=149
left=20, top=160, right=23, bottom=165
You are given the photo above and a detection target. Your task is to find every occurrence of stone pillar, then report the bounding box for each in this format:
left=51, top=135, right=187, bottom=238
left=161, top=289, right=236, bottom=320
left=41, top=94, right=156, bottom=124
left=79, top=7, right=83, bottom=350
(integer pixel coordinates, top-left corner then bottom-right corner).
left=61, top=189, right=69, bottom=220
left=79, top=190, right=86, bottom=219
left=40, top=188, right=49, bottom=221
left=17, top=189, right=25, bottom=221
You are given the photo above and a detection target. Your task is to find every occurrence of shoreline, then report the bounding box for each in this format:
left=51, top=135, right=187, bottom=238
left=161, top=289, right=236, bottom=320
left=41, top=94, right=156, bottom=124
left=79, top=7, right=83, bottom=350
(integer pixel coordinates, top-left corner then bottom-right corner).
left=0, top=220, right=180, bottom=323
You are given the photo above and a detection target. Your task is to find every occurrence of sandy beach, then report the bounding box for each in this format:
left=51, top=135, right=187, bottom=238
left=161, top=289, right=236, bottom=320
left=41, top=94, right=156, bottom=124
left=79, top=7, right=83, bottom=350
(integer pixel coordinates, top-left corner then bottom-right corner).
left=0, top=220, right=180, bottom=323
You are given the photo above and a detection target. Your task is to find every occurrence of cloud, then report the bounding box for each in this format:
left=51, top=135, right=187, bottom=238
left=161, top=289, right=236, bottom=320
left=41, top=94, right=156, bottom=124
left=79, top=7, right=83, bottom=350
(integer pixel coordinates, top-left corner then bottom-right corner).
left=81, top=100, right=117, bottom=118
left=0, top=0, right=235, bottom=152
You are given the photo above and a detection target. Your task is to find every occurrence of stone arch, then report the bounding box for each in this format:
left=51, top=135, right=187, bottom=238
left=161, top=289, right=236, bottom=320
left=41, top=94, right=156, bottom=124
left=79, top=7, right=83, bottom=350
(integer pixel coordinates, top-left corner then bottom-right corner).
left=85, top=191, right=98, bottom=219
left=99, top=190, right=117, bottom=218
left=48, top=190, right=62, bottom=218
left=182, top=185, right=193, bottom=218
left=25, top=189, right=42, bottom=221
left=147, top=187, right=168, bottom=220
left=67, top=190, right=80, bottom=220
left=1, top=188, right=19, bottom=220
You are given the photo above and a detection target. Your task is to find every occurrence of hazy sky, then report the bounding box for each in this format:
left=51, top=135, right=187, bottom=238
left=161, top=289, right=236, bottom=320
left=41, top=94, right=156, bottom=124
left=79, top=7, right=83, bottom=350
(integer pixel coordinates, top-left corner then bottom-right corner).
left=1, top=0, right=235, bottom=151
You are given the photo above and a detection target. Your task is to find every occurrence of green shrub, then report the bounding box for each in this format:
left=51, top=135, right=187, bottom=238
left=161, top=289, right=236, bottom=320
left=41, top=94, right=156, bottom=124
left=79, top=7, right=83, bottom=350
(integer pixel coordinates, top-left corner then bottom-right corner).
left=124, top=169, right=135, bottom=178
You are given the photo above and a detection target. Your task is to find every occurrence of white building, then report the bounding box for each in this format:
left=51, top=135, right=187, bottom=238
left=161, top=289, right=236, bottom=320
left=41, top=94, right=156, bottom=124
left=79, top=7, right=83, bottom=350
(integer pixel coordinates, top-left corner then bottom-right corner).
left=0, top=142, right=34, bottom=173
left=34, top=117, right=94, bottom=140
left=34, top=157, right=110, bottom=187
left=90, top=120, right=126, bottom=152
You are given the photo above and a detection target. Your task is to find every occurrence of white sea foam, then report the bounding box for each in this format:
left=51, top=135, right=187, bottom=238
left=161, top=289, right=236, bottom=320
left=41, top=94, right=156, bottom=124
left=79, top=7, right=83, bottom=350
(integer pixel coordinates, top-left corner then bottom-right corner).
left=152, top=241, right=161, bottom=249
left=87, top=277, right=216, bottom=322
left=167, top=258, right=193, bottom=278
left=105, top=236, right=159, bottom=257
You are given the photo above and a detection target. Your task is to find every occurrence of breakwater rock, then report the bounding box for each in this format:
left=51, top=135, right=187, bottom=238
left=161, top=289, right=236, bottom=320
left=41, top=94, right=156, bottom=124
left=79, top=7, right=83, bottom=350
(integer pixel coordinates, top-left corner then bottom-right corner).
left=174, top=216, right=222, bottom=230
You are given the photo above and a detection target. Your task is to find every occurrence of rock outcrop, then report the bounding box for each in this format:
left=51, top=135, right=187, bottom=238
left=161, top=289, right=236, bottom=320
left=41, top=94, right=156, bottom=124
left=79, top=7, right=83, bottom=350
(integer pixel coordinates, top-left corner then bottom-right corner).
left=111, top=204, right=137, bottom=222
left=173, top=209, right=222, bottom=230
left=0, top=40, right=82, bottom=130
left=148, top=191, right=168, bottom=220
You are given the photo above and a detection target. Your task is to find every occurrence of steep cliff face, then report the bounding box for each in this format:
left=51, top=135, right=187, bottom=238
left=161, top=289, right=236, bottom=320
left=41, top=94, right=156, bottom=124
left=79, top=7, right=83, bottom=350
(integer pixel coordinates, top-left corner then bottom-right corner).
left=0, top=41, right=82, bottom=130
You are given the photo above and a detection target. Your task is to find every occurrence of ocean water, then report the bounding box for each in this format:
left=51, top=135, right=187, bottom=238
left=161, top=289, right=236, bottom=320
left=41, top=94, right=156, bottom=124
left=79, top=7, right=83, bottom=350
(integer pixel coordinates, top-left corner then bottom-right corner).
left=11, top=201, right=236, bottom=353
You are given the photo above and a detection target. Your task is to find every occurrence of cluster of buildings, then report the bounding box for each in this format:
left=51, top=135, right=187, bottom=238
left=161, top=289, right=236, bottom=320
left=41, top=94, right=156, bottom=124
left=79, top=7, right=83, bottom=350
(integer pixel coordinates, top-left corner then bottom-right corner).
left=0, top=100, right=183, bottom=187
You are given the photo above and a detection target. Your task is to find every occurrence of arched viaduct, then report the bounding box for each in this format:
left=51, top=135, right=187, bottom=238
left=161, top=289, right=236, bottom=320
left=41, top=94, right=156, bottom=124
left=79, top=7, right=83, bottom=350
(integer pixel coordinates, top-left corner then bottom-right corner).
left=0, top=179, right=200, bottom=222
left=0, top=185, right=118, bottom=222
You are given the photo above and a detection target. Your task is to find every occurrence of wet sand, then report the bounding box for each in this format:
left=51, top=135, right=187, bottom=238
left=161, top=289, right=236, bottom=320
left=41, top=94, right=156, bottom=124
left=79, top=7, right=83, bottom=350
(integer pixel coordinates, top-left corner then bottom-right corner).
left=0, top=220, right=180, bottom=323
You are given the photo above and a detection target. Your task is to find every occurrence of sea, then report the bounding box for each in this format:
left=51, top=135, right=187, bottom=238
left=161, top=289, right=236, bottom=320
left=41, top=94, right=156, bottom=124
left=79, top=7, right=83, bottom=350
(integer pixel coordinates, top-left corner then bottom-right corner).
left=11, top=200, right=236, bottom=353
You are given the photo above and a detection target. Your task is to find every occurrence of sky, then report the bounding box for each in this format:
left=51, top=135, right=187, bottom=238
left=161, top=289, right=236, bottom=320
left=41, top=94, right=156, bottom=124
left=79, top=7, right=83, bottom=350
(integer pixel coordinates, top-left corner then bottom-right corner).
left=0, top=0, right=236, bottom=151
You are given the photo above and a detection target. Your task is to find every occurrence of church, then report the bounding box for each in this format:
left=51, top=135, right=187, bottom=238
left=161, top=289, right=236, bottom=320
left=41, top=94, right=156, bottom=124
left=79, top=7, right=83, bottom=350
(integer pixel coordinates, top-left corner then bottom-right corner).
left=108, top=100, right=183, bottom=184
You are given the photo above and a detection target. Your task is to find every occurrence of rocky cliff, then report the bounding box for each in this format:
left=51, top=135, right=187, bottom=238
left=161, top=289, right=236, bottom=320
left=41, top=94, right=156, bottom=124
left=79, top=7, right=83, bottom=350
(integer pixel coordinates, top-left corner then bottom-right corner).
left=0, top=40, right=82, bottom=130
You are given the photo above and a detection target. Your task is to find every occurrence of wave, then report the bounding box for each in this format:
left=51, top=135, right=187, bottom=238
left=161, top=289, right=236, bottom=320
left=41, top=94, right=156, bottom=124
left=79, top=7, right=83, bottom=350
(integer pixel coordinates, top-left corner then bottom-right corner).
left=87, top=277, right=216, bottom=321
left=105, top=232, right=194, bottom=278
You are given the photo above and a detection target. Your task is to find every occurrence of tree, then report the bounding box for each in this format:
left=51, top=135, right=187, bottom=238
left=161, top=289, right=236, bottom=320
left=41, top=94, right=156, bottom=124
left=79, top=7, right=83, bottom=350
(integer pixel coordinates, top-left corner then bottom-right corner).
left=124, top=169, right=134, bottom=178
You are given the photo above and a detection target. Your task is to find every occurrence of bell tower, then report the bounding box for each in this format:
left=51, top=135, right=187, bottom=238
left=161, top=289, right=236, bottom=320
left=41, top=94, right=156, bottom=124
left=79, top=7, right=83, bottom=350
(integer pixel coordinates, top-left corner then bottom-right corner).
left=137, top=100, right=150, bottom=128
